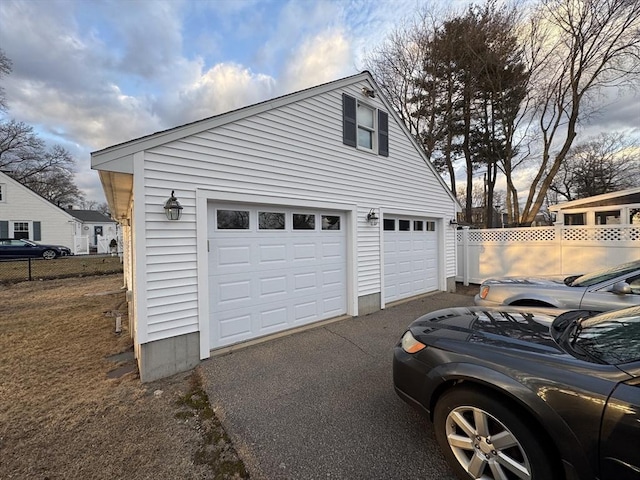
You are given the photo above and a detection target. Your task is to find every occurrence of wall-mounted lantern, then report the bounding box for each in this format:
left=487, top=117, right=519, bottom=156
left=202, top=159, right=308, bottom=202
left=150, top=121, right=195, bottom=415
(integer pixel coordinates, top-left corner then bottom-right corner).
left=164, top=191, right=183, bottom=221
left=367, top=209, right=379, bottom=226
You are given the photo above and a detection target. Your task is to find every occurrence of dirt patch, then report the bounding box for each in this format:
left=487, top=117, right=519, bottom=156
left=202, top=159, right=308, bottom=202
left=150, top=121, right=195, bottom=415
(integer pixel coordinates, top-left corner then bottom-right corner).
left=455, top=282, right=480, bottom=297
left=0, top=274, right=248, bottom=480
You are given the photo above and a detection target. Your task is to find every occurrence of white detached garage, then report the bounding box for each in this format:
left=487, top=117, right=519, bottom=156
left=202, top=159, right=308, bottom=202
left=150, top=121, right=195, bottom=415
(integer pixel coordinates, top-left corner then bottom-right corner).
left=91, top=72, right=460, bottom=382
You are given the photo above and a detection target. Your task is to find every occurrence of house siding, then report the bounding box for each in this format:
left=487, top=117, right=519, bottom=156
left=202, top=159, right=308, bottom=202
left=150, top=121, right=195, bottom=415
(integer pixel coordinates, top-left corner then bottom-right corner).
left=0, top=172, right=75, bottom=247
left=136, top=82, right=457, bottom=343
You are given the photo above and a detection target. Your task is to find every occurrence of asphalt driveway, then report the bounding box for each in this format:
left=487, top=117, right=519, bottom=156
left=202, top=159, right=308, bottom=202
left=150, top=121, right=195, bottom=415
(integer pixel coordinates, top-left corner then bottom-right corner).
left=201, top=290, right=476, bottom=480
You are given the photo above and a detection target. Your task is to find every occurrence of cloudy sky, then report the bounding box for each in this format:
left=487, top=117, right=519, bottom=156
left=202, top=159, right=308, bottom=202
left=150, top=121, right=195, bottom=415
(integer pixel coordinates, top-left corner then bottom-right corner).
left=0, top=0, right=638, bottom=205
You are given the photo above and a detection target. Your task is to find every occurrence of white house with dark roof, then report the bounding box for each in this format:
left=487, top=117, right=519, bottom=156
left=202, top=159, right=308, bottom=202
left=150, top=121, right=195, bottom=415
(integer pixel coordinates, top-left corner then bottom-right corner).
left=64, top=208, right=118, bottom=252
left=91, top=71, right=461, bottom=382
left=0, top=170, right=118, bottom=254
left=0, top=170, right=79, bottom=247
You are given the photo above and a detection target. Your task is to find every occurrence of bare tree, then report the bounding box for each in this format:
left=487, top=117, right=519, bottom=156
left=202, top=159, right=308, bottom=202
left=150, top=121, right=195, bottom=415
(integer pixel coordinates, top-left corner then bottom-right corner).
left=0, top=48, right=11, bottom=112
left=517, top=0, right=640, bottom=224
left=0, top=120, right=84, bottom=205
left=364, top=6, right=446, bottom=150
left=550, top=132, right=640, bottom=200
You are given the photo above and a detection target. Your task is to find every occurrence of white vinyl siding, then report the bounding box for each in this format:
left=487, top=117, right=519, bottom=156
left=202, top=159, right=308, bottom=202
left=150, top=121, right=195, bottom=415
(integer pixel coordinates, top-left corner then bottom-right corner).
left=0, top=172, right=75, bottom=247
left=137, top=82, right=457, bottom=343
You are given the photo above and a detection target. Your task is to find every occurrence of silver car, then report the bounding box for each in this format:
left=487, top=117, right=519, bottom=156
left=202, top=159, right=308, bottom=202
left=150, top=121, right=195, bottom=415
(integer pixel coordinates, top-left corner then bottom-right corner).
left=475, top=259, right=640, bottom=310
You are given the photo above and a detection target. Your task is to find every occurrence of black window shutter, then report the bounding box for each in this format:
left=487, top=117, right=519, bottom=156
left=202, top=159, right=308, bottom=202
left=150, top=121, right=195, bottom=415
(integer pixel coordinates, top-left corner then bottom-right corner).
left=378, top=110, right=389, bottom=157
left=342, top=93, right=357, bottom=147
left=33, top=221, right=41, bottom=241
left=0, top=221, right=7, bottom=237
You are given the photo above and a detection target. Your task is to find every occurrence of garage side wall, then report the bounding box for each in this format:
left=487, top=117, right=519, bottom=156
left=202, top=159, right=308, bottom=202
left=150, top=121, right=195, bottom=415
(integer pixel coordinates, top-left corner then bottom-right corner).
left=136, top=81, right=457, bottom=354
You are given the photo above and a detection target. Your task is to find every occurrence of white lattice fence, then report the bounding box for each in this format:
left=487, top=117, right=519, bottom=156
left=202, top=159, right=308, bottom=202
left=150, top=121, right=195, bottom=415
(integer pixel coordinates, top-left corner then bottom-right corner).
left=457, top=225, right=640, bottom=284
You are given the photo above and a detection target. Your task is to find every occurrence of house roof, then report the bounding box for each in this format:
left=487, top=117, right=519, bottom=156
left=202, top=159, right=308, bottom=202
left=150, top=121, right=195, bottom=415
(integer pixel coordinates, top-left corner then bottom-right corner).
left=91, top=71, right=459, bottom=219
left=549, top=187, right=640, bottom=211
left=64, top=209, right=115, bottom=223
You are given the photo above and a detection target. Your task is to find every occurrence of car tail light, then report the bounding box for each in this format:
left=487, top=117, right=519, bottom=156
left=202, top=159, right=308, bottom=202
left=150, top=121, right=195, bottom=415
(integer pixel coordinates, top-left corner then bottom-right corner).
left=479, top=285, right=490, bottom=299
left=401, top=331, right=426, bottom=354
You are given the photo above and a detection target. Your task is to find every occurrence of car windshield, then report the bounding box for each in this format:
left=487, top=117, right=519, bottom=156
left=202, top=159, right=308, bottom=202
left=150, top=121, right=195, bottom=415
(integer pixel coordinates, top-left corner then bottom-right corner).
left=570, top=260, right=640, bottom=287
left=574, top=306, right=640, bottom=364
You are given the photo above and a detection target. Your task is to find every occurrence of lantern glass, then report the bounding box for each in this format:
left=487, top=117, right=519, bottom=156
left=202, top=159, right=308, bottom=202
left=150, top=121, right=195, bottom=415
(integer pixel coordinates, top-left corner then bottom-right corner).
left=164, top=191, right=183, bottom=220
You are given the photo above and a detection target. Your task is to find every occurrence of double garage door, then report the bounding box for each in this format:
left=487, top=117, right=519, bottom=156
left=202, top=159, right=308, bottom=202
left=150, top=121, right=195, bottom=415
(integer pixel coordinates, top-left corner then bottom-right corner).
left=383, top=216, right=438, bottom=303
left=208, top=204, right=347, bottom=349
left=208, top=205, right=439, bottom=349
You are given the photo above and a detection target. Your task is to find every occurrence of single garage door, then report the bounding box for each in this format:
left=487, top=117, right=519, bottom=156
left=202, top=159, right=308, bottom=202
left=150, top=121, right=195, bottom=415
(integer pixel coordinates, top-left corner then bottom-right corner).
left=384, top=216, right=438, bottom=303
left=208, top=204, right=347, bottom=349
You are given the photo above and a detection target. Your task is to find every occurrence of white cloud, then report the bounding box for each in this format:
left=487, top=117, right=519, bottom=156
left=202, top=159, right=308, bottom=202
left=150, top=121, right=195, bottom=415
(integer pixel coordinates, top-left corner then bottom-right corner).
left=154, top=62, right=277, bottom=128
left=281, top=29, right=354, bottom=91
left=1, top=0, right=637, bottom=207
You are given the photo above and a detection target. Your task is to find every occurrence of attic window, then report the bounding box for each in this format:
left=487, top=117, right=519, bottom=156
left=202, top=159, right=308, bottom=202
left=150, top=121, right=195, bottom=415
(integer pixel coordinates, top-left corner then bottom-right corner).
left=357, top=103, right=375, bottom=149
left=342, top=93, right=389, bottom=157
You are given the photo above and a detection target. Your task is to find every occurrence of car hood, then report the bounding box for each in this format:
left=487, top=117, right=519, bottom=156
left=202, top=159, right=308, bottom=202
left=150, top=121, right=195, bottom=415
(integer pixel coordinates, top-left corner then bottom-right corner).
left=410, top=306, right=571, bottom=357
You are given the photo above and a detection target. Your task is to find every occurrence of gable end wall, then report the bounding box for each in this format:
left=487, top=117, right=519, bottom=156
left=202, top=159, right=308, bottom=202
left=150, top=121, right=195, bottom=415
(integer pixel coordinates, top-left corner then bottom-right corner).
left=136, top=82, right=457, bottom=344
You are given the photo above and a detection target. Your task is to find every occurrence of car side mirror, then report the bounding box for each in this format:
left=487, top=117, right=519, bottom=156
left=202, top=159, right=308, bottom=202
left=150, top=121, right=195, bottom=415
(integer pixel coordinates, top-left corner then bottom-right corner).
left=611, top=281, right=632, bottom=295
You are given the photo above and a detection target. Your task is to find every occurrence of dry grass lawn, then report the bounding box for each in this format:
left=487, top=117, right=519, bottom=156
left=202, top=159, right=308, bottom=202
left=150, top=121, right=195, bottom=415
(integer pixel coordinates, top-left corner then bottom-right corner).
left=0, top=274, right=248, bottom=480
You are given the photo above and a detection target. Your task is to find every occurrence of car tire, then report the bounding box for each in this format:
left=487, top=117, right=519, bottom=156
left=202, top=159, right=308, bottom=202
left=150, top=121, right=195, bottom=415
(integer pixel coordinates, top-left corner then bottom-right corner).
left=433, top=386, right=560, bottom=480
left=42, top=249, right=57, bottom=260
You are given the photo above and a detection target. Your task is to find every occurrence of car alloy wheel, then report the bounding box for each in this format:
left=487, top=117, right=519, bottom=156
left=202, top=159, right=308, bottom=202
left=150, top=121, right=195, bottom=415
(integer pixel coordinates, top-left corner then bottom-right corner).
left=445, top=405, right=530, bottom=479
left=433, top=387, right=559, bottom=480
left=42, top=249, right=57, bottom=260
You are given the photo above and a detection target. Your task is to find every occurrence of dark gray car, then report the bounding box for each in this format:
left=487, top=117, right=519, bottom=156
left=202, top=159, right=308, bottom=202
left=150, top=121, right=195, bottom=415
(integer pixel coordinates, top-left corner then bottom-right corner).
left=0, top=238, right=71, bottom=259
left=393, top=305, right=640, bottom=480
left=474, top=259, right=640, bottom=311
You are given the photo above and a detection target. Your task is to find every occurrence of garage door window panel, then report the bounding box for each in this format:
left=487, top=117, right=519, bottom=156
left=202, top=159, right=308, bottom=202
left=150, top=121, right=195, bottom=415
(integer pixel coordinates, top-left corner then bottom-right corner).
left=259, top=212, right=285, bottom=230
left=293, top=214, right=315, bottom=230
left=399, top=220, right=410, bottom=231
left=322, top=215, right=341, bottom=230
left=384, top=219, right=395, bottom=231
left=414, top=221, right=424, bottom=231
left=217, top=210, right=250, bottom=230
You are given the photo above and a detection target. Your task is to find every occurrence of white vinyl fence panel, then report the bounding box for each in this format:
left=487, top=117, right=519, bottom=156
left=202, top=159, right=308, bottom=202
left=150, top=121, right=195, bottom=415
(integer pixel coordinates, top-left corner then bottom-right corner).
left=457, top=225, right=640, bottom=284
left=74, top=235, right=90, bottom=255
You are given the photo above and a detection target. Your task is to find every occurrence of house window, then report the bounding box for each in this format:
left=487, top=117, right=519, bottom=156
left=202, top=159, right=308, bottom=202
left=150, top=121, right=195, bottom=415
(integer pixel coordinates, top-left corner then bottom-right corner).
left=13, top=222, right=29, bottom=240
left=564, top=213, right=585, bottom=225
left=357, top=102, right=375, bottom=150
left=342, top=93, right=389, bottom=157
left=595, top=210, right=620, bottom=225
left=217, top=210, right=250, bottom=229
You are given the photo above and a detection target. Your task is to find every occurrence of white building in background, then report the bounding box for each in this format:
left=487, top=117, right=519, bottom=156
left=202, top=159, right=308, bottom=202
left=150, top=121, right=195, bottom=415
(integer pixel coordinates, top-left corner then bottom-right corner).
left=0, top=170, right=118, bottom=254
left=550, top=187, right=640, bottom=226
left=64, top=208, right=118, bottom=253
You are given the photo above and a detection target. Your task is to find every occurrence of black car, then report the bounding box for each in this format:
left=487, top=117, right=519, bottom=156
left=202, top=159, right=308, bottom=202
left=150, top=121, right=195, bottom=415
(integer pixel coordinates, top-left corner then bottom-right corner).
left=0, top=238, right=72, bottom=259
left=393, top=305, right=640, bottom=480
